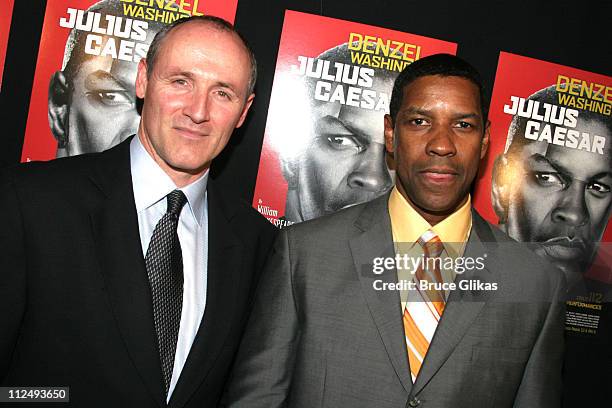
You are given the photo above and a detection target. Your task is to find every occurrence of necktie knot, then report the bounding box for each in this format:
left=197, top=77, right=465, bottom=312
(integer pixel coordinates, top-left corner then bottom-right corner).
left=417, top=229, right=444, bottom=258
left=166, top=190, right=187, bottom=217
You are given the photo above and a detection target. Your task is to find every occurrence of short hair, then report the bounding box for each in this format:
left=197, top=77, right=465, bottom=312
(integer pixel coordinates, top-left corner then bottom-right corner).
left=389, top=53, right=488, bottom=124
left=505, top=84, right=612, bottom=157
left=145, top=15, right=258, bottom=96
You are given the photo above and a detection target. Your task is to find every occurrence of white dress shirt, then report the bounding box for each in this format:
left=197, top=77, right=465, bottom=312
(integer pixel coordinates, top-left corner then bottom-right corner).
left=130, top=136, right=208, bottom=401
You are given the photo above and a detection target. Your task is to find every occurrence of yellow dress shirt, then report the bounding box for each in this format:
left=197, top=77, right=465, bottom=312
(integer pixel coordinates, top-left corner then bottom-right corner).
left=388, top=186, right=472, bottom=308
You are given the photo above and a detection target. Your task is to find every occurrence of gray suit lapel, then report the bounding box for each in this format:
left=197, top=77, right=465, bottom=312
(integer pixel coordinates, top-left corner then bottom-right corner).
left=412, top=211, right=499, bottom=394
left=349, top=194, right=413, bottom=394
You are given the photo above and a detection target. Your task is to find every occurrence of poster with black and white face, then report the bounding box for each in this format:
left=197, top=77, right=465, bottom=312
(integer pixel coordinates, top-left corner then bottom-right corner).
left=473, top=52, right=612, bottom=340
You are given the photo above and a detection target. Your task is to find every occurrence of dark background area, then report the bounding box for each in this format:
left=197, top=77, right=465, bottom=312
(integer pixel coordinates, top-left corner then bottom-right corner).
left=1, top=0, right=611, bottom=404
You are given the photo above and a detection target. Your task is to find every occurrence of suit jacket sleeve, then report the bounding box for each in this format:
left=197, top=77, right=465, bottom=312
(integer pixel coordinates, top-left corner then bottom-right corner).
left=513, top=269, right=566, bottom=408
left=0, top=169, right=27, bottom=379
left=223, top=229, right=299, bottom=407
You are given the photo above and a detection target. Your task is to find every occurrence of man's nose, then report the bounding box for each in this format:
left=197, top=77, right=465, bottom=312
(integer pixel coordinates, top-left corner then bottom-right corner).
left=183, top=89, right=210, bottom=123
left=426, top=126, right=457, bottom=157
left=551, top=181, right=589, bottom=227
left=347, top=143, right=392, bottom=193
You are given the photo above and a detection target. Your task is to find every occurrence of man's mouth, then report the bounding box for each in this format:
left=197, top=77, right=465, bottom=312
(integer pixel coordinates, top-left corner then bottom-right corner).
left=420, top=168, right=458, bottom=184
left=174, top=126, right=208, bottom=139
left=538, top=236, right=586, bottom=261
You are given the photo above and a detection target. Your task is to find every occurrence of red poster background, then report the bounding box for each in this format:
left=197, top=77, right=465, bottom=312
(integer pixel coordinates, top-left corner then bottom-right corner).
left=21, top=0, right=237, bottom=162
left=0, top=0, right=15, bottom=89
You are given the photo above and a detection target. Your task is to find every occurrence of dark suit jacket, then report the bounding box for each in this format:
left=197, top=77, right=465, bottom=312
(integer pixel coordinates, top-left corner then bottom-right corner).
left=0, top=139, right=277, bottom=407
left=224, top=193, right=566, bottom=408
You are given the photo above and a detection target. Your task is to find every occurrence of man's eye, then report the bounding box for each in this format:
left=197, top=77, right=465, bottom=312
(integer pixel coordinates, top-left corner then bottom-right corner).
left=410, top=118, right=427, bottom=126
left=326, top=135, right=364, bottom=152
left=532, top=172, right=565, bottom=188
left=588, top=182, right=611, bottom=194
left=173, top=79, right=188, bottom=86
left=456, top=121, right=473, bottom=129
left=87, top=91, right=132, bottom=107
left=215, top=89, right=232, bottom=100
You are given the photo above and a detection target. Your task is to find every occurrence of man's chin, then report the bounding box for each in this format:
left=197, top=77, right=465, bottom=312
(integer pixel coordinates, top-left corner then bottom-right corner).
left=534, top=246, right=584, bottom=285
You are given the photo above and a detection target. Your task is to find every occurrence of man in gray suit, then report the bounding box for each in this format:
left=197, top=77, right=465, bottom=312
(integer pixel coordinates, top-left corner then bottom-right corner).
left=224, top=54, right=565, bottom=407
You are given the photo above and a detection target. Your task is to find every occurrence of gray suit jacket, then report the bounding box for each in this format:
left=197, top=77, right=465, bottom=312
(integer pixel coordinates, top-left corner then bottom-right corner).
left=224, top=194, right=565, bottom=408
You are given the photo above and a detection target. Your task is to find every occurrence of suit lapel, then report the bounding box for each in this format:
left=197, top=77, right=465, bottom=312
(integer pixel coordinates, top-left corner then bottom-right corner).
left=349, top=194, right=413, bottom=394
left=412, top=211, right=499, bottom=394
left=88, top=140, right=166, bottom=407
left=169, top=180, right=243, bottom=408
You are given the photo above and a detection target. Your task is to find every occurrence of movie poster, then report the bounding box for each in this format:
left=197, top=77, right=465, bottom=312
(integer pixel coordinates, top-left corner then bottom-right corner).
left=0, top=0, right=14, bottom=90
left=252, top=10, right=457, bottom=228
left=473, top=52, right=611, bottom=340
left=20, top=0, right=238, bottom=162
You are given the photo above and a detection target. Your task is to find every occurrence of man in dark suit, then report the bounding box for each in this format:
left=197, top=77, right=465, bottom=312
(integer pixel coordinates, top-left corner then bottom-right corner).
left=224, top=54, right=566, bottom=407
left=0, top=16, right=276, bottom=407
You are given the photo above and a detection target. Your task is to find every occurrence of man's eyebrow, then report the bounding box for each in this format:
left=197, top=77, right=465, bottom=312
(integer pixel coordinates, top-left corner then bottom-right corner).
left=166, top=69, right=242, bottom=96
left=531, top=153, right=612, bottom=179
left=319, top=115, right=351, bottom=133
left=397, top=108, right=480, bottom=121
left=398, top=107, right=431, bottom=117
left=217, top=81, right=236, bottom=92
left=84, top=70, right=126, bottom=90
left=317, top=115, right=369, bottom=144
left=453, top=112, right=481, bottom=120
left=215, top=80, right=241, bottom=96
left=530, top=154, right=568, bottom=174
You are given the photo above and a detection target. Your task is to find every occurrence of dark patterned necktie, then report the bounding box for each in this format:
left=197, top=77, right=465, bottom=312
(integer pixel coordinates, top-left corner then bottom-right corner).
left=145, top=189, right=187, bottom=395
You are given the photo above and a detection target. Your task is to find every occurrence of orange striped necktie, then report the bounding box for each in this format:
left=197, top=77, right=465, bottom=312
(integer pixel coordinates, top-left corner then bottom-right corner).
left=403, top=229, right=446, bottom=382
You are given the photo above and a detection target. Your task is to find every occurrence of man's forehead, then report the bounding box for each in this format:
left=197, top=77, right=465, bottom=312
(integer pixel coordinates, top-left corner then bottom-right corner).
left=159, top=22, right=245, bottom=57
left=74, top=55, right=137, bottom=89
left=313, top=102, right=385, bottom=144
left=400, top=75, right=482, bottom=112
left=521, top=139, right=612, bottom=179
left=152, top=23, right=251, bottom=87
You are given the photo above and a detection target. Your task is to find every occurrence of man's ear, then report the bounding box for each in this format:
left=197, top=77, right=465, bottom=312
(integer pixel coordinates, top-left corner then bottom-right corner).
left=280, top=155, right=298, bottom=189
left=135, top=58, right=148, bottom=99
left=384, top=114, right=395, bottom=157
left=481, top=119, right=491, bottom=159
left=236, top=93, right=255, bottom=128
left=491, top=154, right=510, bottom=223
left=48, top=71, right=70, bottom=147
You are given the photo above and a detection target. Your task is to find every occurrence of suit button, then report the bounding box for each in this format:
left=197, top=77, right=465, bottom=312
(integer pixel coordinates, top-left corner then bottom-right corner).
left=408, top=397, right=420, bottom=407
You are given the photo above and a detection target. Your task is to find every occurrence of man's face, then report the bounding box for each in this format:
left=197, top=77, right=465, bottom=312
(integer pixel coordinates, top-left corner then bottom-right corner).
left=294, top=101, right=392, bottom=220
left=135, top=22, right=253, bottom=184
left=63, top=56, right=140, bottom=155
left=385, top=75, right=488, bottom=220
left=504, top=119, right=612, bottom=279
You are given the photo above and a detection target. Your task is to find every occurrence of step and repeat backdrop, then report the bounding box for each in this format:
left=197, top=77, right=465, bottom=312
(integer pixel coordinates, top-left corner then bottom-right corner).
left=1, top=0, right=610, bottom=405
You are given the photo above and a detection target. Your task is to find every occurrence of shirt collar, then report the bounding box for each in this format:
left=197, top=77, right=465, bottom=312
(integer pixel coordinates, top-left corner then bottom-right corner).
left=388, top=185, right=472, bottom=246
left=130, top=136, right=208, bottom=226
